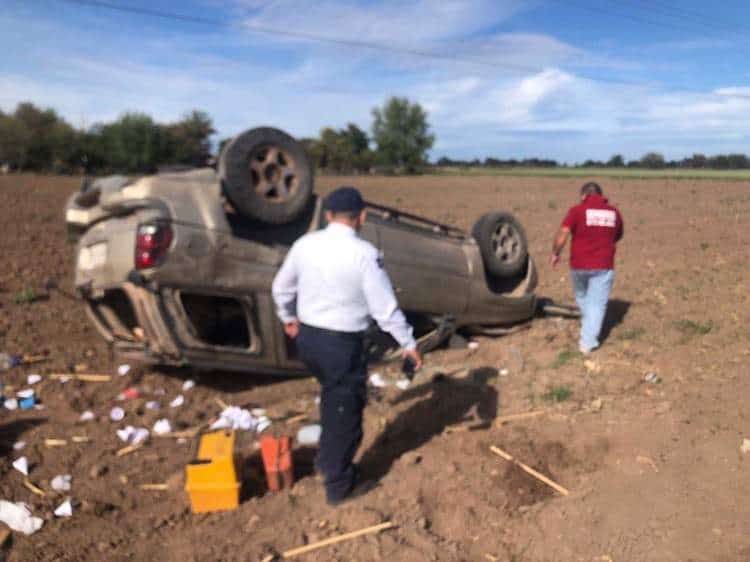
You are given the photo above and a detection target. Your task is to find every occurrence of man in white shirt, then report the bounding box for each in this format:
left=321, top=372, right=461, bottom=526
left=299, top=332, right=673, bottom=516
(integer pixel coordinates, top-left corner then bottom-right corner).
left=272, top=186, right=422, bottom=505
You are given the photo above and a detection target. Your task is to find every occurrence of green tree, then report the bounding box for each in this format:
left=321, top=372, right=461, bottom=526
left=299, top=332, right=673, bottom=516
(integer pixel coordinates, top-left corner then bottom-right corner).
left=0, top=102, right=76, bottom=171
left=640, top=152, right=665, bottom=169
left=606, top=154, right=624, bottom=167
left=164, top=110, right=215, bottom=166
left=99, top=112, right=167, bottom=173
left=371, top=97, right=434, bottom=173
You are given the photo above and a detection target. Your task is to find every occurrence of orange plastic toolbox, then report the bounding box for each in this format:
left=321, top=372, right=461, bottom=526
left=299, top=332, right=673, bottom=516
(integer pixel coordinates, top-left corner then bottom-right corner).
left=185, top=430, right=240, bottom=513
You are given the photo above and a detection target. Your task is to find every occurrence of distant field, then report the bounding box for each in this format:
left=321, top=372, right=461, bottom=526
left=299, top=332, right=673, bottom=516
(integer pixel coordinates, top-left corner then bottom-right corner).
left=432, top=166, right=750, bottom=180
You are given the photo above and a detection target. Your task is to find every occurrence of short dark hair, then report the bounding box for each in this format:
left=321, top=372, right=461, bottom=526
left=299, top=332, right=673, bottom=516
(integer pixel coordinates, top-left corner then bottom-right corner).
left=328, top=210, right=361, bottom=221
left=580, top=182, right=603, bottom=196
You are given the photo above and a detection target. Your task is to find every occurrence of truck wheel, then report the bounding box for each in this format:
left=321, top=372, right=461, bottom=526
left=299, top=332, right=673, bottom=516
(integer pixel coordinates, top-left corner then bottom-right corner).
left=472, top=212, right=528, bottom=278
left=219, top=127, right=314, bottom=224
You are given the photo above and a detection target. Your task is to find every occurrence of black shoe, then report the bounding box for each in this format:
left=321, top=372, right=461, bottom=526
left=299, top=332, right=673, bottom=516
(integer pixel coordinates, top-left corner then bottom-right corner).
left=326, top=478, right=378, bottom=506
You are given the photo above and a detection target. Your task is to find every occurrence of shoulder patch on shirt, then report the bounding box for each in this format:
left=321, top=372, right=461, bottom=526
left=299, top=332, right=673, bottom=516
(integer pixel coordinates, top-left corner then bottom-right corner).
left=585, top=209, right=616, bottom=228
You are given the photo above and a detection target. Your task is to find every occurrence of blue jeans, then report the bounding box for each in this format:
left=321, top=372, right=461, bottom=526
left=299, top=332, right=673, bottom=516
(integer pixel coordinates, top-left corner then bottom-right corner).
left=570, top=269, right=614, bottom=351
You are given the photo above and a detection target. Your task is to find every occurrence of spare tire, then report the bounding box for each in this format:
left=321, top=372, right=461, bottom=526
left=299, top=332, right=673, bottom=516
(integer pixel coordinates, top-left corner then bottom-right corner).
left=219, top=127, right=313, bottom=224
left=472, top=212, right=529, bottom=278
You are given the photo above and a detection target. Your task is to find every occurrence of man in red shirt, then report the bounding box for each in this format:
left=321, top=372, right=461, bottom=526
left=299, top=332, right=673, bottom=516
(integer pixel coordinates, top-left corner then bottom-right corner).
left=550, top=182, right=623, bottom=353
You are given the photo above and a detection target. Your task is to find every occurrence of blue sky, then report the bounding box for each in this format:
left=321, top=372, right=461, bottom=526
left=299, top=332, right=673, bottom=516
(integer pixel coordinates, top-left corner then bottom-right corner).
left=2, top=0, right=750, bottom=163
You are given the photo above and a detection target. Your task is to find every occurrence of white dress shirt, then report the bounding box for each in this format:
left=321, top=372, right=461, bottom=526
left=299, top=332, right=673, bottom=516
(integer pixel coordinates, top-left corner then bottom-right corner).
left=272, top=222, right=417, bottom=350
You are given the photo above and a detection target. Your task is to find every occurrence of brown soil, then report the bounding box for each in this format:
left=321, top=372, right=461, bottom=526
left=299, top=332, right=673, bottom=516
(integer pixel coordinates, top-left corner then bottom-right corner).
left=1, top=173, right=749, bottom=561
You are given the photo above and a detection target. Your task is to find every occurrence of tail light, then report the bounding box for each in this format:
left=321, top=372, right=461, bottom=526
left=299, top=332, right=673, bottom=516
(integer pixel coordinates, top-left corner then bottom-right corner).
left=135, top=222, right=173, bottom=270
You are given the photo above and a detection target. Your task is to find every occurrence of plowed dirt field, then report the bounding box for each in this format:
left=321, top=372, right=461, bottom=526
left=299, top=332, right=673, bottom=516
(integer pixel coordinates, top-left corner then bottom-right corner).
left=1, top=173, right=749, bottom=562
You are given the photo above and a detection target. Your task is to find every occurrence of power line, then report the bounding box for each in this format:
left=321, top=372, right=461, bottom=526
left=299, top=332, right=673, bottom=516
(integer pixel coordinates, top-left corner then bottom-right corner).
left=57, top=0, right=648, bottom=88
left=613, top=0, right=744, bottom=36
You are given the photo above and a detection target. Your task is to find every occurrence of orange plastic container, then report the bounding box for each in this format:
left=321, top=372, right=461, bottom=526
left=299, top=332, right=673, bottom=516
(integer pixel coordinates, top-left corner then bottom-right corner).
left=260, top=435, right=294, bottom=491
left=185, top=430, right=240, bottom=513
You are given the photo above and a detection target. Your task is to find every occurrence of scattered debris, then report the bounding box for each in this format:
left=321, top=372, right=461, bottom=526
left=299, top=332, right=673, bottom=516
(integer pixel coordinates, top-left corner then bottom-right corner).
left=636, top=456, right=659, bottom=472
left=297, top=424, right=322, bottom=445
left=369, top=373, right=388, bottom=388
left=281, top=521, right=395, bottom=558
left=12, top=457, right=29, bottom=476
left=110, top=407, right=125, bottom=422
left=116, top=444, right=143, bottom=457
left=45, top=439, right=67, bottom=447
left=58, top=375, right=71, bottom=384
left=80, top=411, right=95, bottom=422
left=0, top=500, right=44, bottom=534
left=139, top=483, right=168, bottom=491
left=116, top=426, right=149, bottom=445
left=741, top=439, right=750, bottom=454
left=499, top=368, right=510, bottom=377
left=490, top=445, right=569, bottom=496
left=72, top=436, right=90, bottom=443
left=644, top=372, right=661, bottom=384
left=145, top=401, right=160, bottom=411
left=13, top=441, right=26, bottom=451
left=584, top=360, right=602, bottom=374
left=118, top=387, right=140, bottom=401
left=211, top=406, right=271, bottom=432
left=590, top=398, right=603, bottom=412
left=22, top=479, right=46, bottom=497
left=117, top=364, right=131, bottom=376
left=54, top=500, right=73, bottom=518
left=182, top=380, right=196, bottom=391
left=51, top=475, right=72, bottom=492
left=395, top=378, right=411, bottom=390
left=4, top=398, right=18, bottom=410
left=17, top=389, right=36, bottom=410
left=170, top=394, right=185, bottom=408
left=0, top=352, right=22, bottom=372
left=153, top=419, right=172, bottom=435
left=50, top=373, right=112, bottom=382
left=494, top=410, right=546, bottom=426
left=26, top=374, right=42, bottom=385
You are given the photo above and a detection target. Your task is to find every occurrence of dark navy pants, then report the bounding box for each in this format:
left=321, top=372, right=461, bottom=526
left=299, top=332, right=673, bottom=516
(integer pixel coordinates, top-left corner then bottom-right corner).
left=296, top=323, right=367, bottom=502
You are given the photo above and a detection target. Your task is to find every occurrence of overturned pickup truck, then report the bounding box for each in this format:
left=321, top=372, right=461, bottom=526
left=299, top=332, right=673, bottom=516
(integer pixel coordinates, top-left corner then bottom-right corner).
left=65, top=127, right=540, bottom=376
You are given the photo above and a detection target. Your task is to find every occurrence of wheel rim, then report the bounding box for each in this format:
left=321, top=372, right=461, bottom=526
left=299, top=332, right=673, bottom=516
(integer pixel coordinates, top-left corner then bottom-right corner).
left=247, top=144, right=299, bottom=203
left=490, top=222, right=521, bottom=263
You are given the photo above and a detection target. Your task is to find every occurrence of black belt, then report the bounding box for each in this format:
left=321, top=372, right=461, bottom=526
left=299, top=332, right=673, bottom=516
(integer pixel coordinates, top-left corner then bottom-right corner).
left=300, top=323, right=364, bottom=339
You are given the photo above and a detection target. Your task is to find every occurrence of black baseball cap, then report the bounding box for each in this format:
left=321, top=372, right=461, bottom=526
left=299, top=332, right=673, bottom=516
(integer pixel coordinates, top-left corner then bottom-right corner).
left=324, top=186, right=365, bottom=213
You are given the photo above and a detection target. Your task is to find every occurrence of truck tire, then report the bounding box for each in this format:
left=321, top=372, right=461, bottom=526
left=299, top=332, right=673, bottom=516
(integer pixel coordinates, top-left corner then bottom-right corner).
left=219, top=127, right=314, bottom=224
left=472, top=212, right=528, bottom=278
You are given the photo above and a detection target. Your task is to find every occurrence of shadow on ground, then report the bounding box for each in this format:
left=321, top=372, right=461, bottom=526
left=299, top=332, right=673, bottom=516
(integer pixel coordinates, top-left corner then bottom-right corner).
left=600, top=299, right=631, bottom=343
left=0, top=419, right=47, bottom=457
left=359, top=367, right=498, bottom=483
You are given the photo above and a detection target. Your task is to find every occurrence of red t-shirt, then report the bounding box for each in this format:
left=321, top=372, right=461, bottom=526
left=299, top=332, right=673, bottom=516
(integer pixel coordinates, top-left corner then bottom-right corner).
left=561, top=194, right=623, bottom=270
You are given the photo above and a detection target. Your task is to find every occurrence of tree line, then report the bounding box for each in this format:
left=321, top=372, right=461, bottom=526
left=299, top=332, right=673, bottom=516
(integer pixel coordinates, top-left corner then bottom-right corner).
left=0, top=97, right=435, bottom=175
left=436, top=152, right=750, bottom=170
left=4, top=98, right=750, bottom=174
left=0, top=103, right=214, bottom=174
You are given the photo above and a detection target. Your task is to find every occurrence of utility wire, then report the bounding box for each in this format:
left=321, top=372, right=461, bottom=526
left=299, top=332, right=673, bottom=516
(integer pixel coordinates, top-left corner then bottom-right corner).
left=613, top=0, right=744, bottom=36
left=551, top=0, right=699, bottom=33
left=57, top=0, right=649, bottom=88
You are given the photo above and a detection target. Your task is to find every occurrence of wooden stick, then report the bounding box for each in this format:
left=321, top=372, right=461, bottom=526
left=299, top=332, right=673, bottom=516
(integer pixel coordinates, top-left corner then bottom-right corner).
left=44, top=438, right=67, bottom=447
left=284, top=414, right=307, bottom=425
left=72, top=435, right=90, bottom=443
left=490, top=446, right=569, bottom=496
left=215, top=398, right=229, bottom=410
left=23, top=479, right=46, bottom=497
left=139, top=483, right=168, bottom=491
left=494, top=410, right=546, bottom=426
left=49, top=373, right=112, bottom=382
left=282, top=522, right=395, bottom=558
left=116, top=444, right=143, bottom=457
left=22, top=355, right=48, bottom=365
